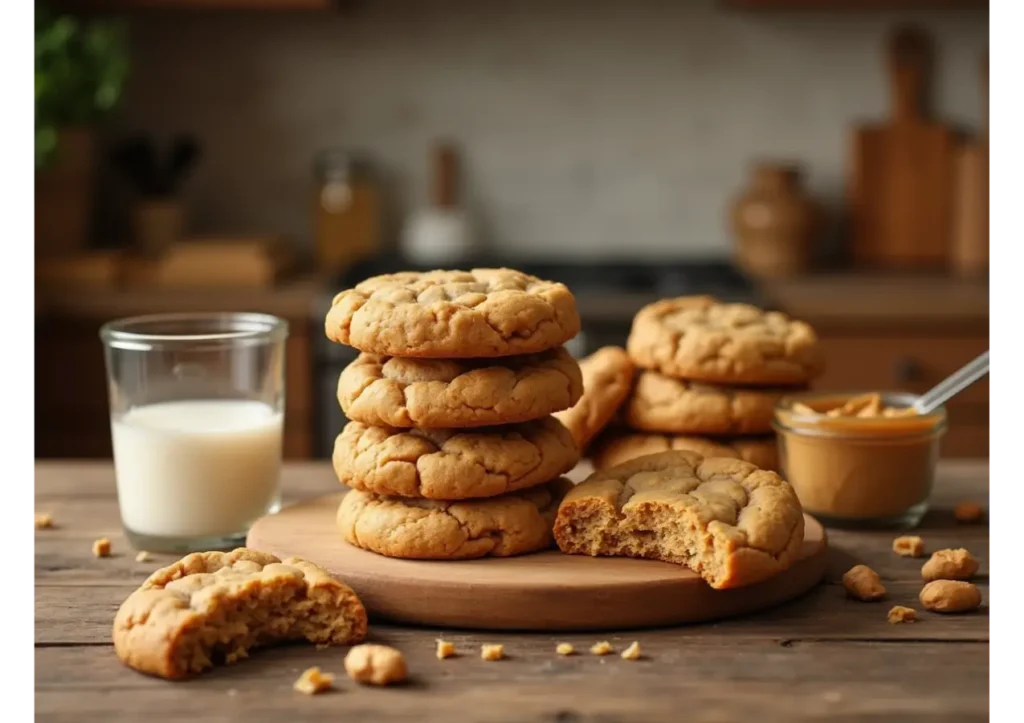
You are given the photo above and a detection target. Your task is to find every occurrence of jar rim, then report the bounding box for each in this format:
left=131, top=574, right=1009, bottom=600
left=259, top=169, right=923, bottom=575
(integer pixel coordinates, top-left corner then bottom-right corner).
left=773, top=390, right=947, bottom=440
left=100, top=312, right=288, bottom=351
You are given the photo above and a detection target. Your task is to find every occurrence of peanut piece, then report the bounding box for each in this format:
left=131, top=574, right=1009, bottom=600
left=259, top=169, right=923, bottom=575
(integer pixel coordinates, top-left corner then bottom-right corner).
left=344, top=644, right=407, bottom=685
left=920, top=580, right=982, bottom=613
left=555, top=643, right=574, bottom=656
left=954, top=501, right=984, bottom=524
left=35, top=513, right=54, bottom=529
left=791, top=402, right=818, bottom=416
left=480, top=644, right=504, bottom=661
left=621, top=641, right=642, bottom=660
left=435, top=639, right=456, bottom=659
left=135, top=550, right=151, bottom=563
left=887, top=606, right=917, bottom=624
left=842, top=565, right=885, bottom=601
left=92, top=538, right=112, bottom=558
left=921, top=549, right=979, bottom=582
left=892, top=535, right=925, bottom=558
left=293, top=666, right=334, bottom=695
left=590, top=641, right=614, bottom=655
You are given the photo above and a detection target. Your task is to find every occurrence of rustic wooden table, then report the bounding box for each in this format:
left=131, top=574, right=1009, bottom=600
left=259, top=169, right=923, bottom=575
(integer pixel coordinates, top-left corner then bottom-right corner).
left=35, top=461, right=990, bottom=723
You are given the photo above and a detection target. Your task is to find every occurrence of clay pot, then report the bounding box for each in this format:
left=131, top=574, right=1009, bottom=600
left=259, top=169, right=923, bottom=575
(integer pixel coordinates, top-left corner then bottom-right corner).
left=729, top=162, right=820, bottom=279
left=35, top=127, right=95, bottom=258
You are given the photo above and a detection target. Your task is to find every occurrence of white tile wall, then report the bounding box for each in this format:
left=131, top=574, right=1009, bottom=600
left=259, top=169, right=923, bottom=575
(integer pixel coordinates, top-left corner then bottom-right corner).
left=112, top=0, right=987, bottom=259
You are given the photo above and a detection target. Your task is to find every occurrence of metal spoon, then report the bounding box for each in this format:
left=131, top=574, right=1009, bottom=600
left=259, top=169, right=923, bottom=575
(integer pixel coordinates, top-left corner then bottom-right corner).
left=912, top=350, right=990, bottom=415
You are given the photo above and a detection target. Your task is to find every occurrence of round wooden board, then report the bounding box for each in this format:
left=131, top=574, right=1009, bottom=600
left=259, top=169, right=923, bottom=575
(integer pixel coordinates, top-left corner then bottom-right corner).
left=248, top=493, right=827, bottom=631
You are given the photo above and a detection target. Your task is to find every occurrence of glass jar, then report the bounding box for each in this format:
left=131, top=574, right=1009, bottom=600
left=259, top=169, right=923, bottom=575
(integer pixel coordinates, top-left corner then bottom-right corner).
left=314, top=150, right=381, bottom=273
left=773, top=391, right=946, bottom=529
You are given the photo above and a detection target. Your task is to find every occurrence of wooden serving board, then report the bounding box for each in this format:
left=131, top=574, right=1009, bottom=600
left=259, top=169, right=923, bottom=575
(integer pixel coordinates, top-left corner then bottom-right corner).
left=247, top=493, right=828, bottom=631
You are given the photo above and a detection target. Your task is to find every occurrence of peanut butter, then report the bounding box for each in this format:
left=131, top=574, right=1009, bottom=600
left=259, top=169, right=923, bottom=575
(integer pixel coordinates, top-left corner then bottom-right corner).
left=774, top=392, right=946, bottom=526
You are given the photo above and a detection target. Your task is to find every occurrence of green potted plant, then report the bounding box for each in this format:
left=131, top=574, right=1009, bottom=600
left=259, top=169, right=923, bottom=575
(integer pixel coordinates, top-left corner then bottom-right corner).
left=35, top=4, right=128, bottom=257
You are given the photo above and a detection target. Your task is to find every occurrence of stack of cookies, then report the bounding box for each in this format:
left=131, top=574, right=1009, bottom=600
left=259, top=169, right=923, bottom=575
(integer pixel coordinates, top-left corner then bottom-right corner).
left=323, top=268, right=584, bottom=560
left=584, top=296, right=824, bottom=472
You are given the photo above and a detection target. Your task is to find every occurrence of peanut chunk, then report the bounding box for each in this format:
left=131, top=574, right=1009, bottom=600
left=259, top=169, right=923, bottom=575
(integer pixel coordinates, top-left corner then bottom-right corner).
left=92, top=538, right=112, bottom=558
left=293, top=666, right=334, bottom=695
left=892, top=535, right=925, bottom=558
left=791, top=402, right=818, bottom=416
left=920, top=580, right=982, bottom=613
left=435, top=639, right=456, bottom=659
left=887, top=605, right=917, bottom=624
left=480, top=644, right=504, bottom=661
left=921, top=548, right=979, bottom=582
left=555, top=643, right=574, bottom=656
left=954, top=501, right=984, bottom=524
left=621, top=641, right=642, bottom=660
left=135, top=550, right=151, bottom=563
left=842, top=565, right=885, bottom=601
left=35, top=513, right=54, bottom=529
left=590, top=641, right=614, bottom=655
left=344, top=644, right=407, bottom=685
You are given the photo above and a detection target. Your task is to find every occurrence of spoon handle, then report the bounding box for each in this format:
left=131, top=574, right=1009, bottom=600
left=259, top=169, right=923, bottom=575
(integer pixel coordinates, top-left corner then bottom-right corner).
left=913, top=350, right=990, bottom=415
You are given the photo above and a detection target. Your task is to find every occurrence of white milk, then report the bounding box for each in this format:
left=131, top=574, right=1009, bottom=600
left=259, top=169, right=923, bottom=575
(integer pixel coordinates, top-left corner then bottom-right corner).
left=112, top=399, right=283, bottom=538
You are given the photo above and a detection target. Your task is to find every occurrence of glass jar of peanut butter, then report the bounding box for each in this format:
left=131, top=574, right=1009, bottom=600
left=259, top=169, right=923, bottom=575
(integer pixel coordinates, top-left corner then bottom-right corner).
left=773, top=392, right=947, bottom=529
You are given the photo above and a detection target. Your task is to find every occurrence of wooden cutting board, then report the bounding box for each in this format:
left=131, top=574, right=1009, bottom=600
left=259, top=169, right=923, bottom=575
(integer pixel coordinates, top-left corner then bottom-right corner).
left=849, top=25, right=955, bottom=269
left=951, top=51, right=988, bottom=278
left=247, top=493, right=827, bottom=631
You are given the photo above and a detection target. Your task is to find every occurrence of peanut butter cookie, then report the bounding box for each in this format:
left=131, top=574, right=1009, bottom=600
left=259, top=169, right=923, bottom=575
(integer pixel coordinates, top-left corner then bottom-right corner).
left=626, top=296, right=823, bottom=386
left=113, top=548, right=368, bottom=679
left=325, top=268, right=580, bottom=358
left=626, top=371, right=790, bottom=435
left=591, top=431, right=778, bottom=472
left=553, top=451, right=804, bottom=589
left=553, top=346, right=635, bottom=451
left=338, top=348, right=582, bottom=429
left=333, top=417, right=578, bottom=500
left=337, top=478, right=572, bottom=559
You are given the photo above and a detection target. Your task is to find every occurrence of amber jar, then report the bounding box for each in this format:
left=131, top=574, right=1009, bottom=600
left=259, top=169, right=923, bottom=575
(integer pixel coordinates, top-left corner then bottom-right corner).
left=313, top=150, right=381, bottom=273
left=729, top=162, right=819, bottom=279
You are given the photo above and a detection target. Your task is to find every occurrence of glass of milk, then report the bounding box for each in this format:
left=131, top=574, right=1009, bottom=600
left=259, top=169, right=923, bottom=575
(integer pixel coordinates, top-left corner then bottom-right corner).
left=100, top=312, right=288, bottom=553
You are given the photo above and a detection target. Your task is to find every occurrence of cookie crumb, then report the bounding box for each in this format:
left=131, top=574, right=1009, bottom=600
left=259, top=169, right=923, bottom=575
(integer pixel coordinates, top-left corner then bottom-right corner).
left=436, top=639, right=456, bottom=659
left=135, top=550, right=151, bottom=563
left=92, top=538, right=112, bottom=558
left=344, top=644, right=407, bottom=685
left=842, top=565, right=885, bottom=601
left=481, top=644, right=504, bottom=661
left=293, top=666, right=334, bottom=695
left=822, top=691, right=843, bottom=704
left=954, top=501, right=984, bottom=524
left=621, top=641, right=642, bottom=660
left=921, top=548, right=979, bottom=582
left=920, top=580, right=982, bottom=613
left=892, top=535, right=924, bottom=558
left=887, top=605, right=917, bottom=624
left=555, top=643, right=574, bottom=656
left=227, top=689, right=238, bottom=697
left=590, top=641, right=614, bottom=656
left=35, top=513, right=54, bottom=529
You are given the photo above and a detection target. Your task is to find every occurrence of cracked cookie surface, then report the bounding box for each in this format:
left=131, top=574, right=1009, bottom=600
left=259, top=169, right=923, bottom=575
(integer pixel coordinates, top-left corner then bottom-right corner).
left=113, top=548, right=367, bottom=679
left=591, top=431, right=779, bottom=473
left=626, top=370, right=790, bottom=435
left=325, top=268, right=580, bottom=358
left=553, top=451, right=804, bottom=589
left=337, top=478, right=573, bottom=559
left=553, top=346, right=635, bottom=452
left=333, top=417, right=579, bottom=500
left=338, top=348, right=583, bottom=429
left=626, top=296, right=823, bottom=385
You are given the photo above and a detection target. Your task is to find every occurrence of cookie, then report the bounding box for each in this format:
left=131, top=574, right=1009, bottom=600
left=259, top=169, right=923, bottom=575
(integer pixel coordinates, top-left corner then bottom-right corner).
left=337, top=478, right=573, bottom=559
left=626, top=371, right=790, bottom=435
left=553, top=346, right=635, bottom=451
left=333, top=417, right=579, bottom=500
left=626, top=296, right=823, bottom=386
left=553, top=451, right=804, bottom=589
left=591, top=431, right=779, bottom=472
left=338, top=348, right=583, bottom=429
left=113, top=548, right=368, bottom=679
left=325, top=268, right=580, bottom=358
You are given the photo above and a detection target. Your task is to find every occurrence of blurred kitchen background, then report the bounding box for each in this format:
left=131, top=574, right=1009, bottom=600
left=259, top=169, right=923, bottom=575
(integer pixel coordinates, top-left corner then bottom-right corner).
left=34, top=0, right=989, bottom=460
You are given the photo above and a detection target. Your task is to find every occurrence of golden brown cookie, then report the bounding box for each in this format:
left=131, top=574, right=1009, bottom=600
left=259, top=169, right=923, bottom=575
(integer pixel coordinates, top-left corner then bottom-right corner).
left=626, top=296, right=823, bottom=386
left=591, top=431, right=778, bottom=472
left=553, top=346, right=635, bottom=451
left=325, top=268, right=580, bottom=358
left=333, top=417, right=579, bottom=500
left=337, top=478, right=572, bottom=560
left=338, top=348, right=582, bottom=429
left=626, top=371, right=790, bottom=435
left=113, top=548, right=368, bottom=679
left=553, top=451, right=804, bottom=589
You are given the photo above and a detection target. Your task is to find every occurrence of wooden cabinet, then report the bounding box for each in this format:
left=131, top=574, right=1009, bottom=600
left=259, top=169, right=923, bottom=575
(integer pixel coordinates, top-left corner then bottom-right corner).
left=59, top=0, right=334, bottom=11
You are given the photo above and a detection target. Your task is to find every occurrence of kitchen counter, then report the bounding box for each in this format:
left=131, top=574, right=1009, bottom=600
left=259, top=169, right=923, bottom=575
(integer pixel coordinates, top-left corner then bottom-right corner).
left=35, top=460, right=989, bottom=722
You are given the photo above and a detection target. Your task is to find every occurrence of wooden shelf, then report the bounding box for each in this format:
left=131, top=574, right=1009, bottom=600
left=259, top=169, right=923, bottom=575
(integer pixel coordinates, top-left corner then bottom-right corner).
left=58, top=0, right=334, bottom=11
left=726, top=0, right=986, bottom=9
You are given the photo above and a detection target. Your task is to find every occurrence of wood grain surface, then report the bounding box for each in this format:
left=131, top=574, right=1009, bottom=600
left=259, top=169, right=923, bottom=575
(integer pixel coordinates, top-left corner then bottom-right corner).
left=35, top=461, right=990, bottom=722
